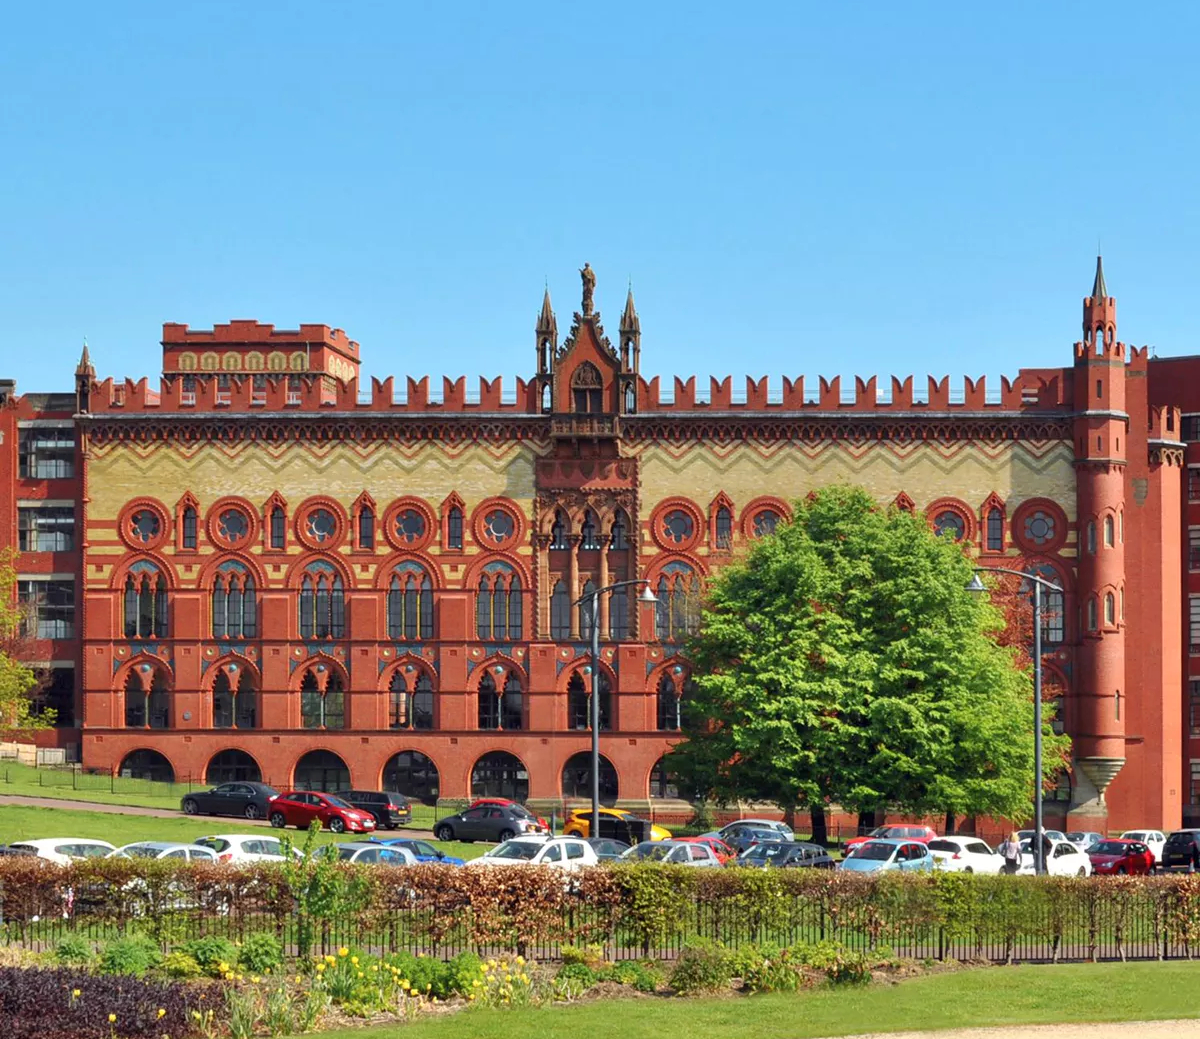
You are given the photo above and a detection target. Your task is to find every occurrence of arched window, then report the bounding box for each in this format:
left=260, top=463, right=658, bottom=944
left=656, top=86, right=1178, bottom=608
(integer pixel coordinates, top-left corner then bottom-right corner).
left=501, top=673, right=523, bottom=731
left=571, top=362, right=604, bottom=414
left=655, top=563, right=701, bottom=642
left=389, top=671, right=409, bottom=729
left=269, top=506, right=286, bottom=550
left=610, top=508, right=630, bottom=551
left=609, top=585, right=629, bottom=641
left=213, top=667, right=257, bottom=729
left=986, top=507, right=1003, bottom=552
left=568, top=670, right=610, bottom=730
left=1104, top=515, right=1114, bottom=547
left=294, top=750, right=349, bottom=792
left=650, top=756, right=680, bottom=799
left=206, top=749, right=261, bottom=785
left=581, top=510, right=601, bottom=550
left=550, top=510, right=568, bottom=550
left=447, top=506, right=464, bottom=551
left=715, top=506, right=733, bottom=549
left=550, top=580, right=570, bottom=640
left=476, top=562, right=522, bottom=641
left=124, top=668, right=170, bottom=729
left=933, top=510, right=966, bottom=541
left=1086, top=521, right=1096, bottom=554
left=388, top=669, right=434, bottom=730
left=1104, top=592, right=1115, bottom=625
left=123, top=564, right=168, bottom=639
left=657, top=673, right=681, bottom=731
left=182, top=506, right=198, bottom=550
left=561, top=752, right=618, bottom=805
left=383, top=751, right=439, bottom=805
left=299, top=563, right=345, bottom=639
left=478, top=672, right=500, bottom=730
left=471, top=751, right=528, bottom=801
left=387, top=565, right=433, bottom=640
left=358, top=504, right=375, bottom=550
left=1025, top=566, right=1065, bottom=644
left=119, top=749, right=174, bottom=783
left=412, top=672, right=433, bottom=729
left=1086, top=597, right=1098, bottom=632
left=212, top=563, right=257, bottom=639
left=299, top=666, right=344, bottom=729
left=580, top=580, right=596, bottom=641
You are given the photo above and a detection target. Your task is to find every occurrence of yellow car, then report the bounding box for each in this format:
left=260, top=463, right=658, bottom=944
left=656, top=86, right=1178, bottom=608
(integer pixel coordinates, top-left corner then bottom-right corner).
left=562, top=807, right=672, bottom=841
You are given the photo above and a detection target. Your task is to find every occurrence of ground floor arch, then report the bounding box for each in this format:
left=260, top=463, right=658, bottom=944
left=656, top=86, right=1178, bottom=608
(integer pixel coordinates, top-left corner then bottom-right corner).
left=382, top=750, right=440, bottom=805
left=118, top=748, right=174, bottom=783
left=294, top=749, right=350, bottom=792
left=206, top=748, right=262, bottom=785
left=471, top=750, right=528, bottom=802
left=561, top=751, right=619, bottom=805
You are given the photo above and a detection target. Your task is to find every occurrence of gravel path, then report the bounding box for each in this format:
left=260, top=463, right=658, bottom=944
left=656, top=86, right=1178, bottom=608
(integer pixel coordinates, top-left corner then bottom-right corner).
left=831, top=1022, right=1195, bottom=1039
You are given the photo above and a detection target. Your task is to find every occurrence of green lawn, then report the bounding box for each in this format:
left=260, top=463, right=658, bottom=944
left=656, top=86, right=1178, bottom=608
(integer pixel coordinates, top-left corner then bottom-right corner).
left=299, top=961, right=1200, bottom=1039
left=0, top=803, right=482, bottom=859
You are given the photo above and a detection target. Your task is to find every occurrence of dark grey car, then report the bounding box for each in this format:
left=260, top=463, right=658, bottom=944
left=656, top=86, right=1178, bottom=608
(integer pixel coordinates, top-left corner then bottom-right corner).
left=734, top=841, right=836, bottom=869
left=433, top=805, right=539, bottom=843
left=181, top=782, right=279, bottom=820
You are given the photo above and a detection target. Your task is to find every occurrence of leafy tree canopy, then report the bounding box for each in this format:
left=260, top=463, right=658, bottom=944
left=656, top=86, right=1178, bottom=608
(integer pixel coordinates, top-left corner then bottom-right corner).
left=0, top=548, right=50, bottom=730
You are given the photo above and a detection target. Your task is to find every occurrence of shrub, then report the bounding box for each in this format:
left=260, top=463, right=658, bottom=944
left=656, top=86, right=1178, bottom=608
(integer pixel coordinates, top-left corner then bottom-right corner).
left=669, top=941, right=735, bottom=995
left=598, top=960, right=660, bottom=992
left=556, top=962, right=597, bottom=986
left=803, top=941, right=871, bottom=985
left=159, top=951, right=205, bottom=979
left=444, top=951, right=484, bottom=997
left=98, top=934, right=162, bottom=977
left=181, top=935, right=240, bottom=977
left=561, top=943, right=606, bottom=969
left=737, top=944, right=807, bottom=993
left=52, top=935, right=92, bottom=966
left=238, top=932, right=284, bottom=974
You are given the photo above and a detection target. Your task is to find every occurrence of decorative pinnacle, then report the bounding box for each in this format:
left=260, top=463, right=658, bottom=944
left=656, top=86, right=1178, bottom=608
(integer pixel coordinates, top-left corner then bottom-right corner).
left=1092, top=255, right=1108, bottom=301
left=75, top=337, right=94, bottom=376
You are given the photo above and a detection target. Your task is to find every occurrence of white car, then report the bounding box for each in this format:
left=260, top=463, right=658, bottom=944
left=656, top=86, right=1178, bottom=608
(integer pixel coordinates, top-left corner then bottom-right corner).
left=1017, top=829, right=1067, bottom=844
left=927, top=837, right=1003, bottom=874
left=193, top=834, right=300, bottom=864
left=1066, top=831, right=1105, bottom=851
left=623, top=840, right=724, bottom=867
left=1017, top=838, right=1092, bottom=877
left=1120, top=830, right=1166, bottom=865
left=468, top=836, right=598, bottom=870
left=318, top=842, right=417, bottom=865
left=9, top=838, right=117, bottom=865
left=108, top=842, right=218, bottom=862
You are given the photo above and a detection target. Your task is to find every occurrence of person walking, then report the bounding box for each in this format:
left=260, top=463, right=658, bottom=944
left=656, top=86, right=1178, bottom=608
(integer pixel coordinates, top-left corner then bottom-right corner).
left=998, top=832, right=1022, bottom=874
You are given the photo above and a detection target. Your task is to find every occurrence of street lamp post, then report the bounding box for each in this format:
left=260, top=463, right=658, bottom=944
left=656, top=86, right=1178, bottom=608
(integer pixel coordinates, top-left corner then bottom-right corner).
left=573, top=580, right=658, bottom=842
left=967, top=566, right=1061, bottom=876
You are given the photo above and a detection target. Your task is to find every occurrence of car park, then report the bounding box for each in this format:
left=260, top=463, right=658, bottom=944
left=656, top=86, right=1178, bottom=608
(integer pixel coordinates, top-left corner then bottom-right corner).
left=927, top=837, right=1003, bottom=874
left=268, top=791, right=376, bottom=834
left=1088, top=839, right=1155, bottom=875
left=838, top=839, right=933, bottom=873
left=586, top=838, right=631, bottom=862
left=468, top=835, right=597, bottom=869
left=1161, top=830, right=1200, bottom=871
left=844, top=825, right=938, bottom=852
left=193, top=834, right=298, bottom=863
left=434, top=804, right=542, bottom=843
left=368, top=838, right=465, bottom=865
left=181, top=782, right=279, bottom=820
left=340, top=790, right=412, bottom=830
left=9, top=838, right=117, bottom=865
left=317, top=842, right=417, bottom=865
left=1017, top=838, right=1091, bottom=877
left=734, top=841, right=835, bottom=869
left=109, top=842, right=219, bottom=862
left=1119, top=830, right=1166, bottom=865
left=1066, top=831, right=1104, bottom=851
left=620, top=840, right=723, bottom=867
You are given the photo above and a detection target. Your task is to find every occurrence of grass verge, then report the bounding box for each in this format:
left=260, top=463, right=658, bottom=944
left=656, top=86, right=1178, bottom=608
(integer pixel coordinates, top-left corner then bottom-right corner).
left=297, top=961, right=1200, bottom=1039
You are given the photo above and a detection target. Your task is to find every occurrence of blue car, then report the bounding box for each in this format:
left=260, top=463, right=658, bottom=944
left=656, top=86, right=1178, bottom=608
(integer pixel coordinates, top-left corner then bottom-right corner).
left=837, top=838, right=932, bottom=873
left=368, top=837, right=465, bottom=865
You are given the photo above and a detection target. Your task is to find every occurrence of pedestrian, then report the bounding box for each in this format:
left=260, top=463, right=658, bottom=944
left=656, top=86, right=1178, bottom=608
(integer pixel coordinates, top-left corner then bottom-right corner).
left=998, top=832, right=1022, bottom=874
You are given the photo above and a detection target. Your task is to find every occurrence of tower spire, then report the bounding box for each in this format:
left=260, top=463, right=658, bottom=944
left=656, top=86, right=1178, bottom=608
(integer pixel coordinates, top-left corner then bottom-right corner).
left=1092, top=255, right=1108, bottom=301
left=535, top=285, right=557, bottom=377
left=1082, top=254, right=1117, bottom=349
left=75, top=337, right=94, bottom=377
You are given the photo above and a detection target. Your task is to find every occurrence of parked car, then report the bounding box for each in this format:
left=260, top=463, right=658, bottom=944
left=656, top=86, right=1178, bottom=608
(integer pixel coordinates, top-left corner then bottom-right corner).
left=675, top=836, right=736, bottom=863
left=562, top=806, right=671, bottom=841
left=109, top=842, right=219, bottom=862
left=927, top=837, right=1003, bottom=874
left=1017, top=829, right=1067, bottom=845
left=8, top=838, right=116, bottom=865
left=434, top=804, right=542, bottom=843
left=719, top=825, right=788, bottom=855
left=837, top=839, right=933, bottom=873
left=340, top=790, right=412, bottom=830
left=1119, top=830, right=1166, bottom=865
left=193, top=834, right=298, bottom=864
left=620, top=840, right=723, bottom=867
left=468, top=836, right=598, bottom=870
left=317, top=842, right=417, bottom=865
left=586, top=838, right=631, bottom=862
left=1067, top=831, right=1105, bottom=851
left=1088, top=838, right=1155, bottom=876
left=734, top=841, right=835, bottom=869
left=268, top=791, right=376, bottom=834
left=468, top=798, right=550, bottom=831
left=0, top=845, right=37, bottom=858
left=369, top=837, right=465, bottom=865
left=706, top=819, right=795, bottom=844
left=1016, top=838, right=1091, bottom=877
left=844, top=825, right=938, bottom=852
left=1161, top=830, right=1200, bottom=871
left=181, top=782, right=279, bottom=821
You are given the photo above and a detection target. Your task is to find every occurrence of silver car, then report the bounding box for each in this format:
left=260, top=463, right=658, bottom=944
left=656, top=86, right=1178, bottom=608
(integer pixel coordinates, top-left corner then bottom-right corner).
left=620, top=840, right=723, bottom=867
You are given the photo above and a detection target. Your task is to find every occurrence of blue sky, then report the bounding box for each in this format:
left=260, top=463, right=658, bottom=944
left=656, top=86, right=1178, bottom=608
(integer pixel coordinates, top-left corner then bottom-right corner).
left=2, top=3, right=1197, bottom=393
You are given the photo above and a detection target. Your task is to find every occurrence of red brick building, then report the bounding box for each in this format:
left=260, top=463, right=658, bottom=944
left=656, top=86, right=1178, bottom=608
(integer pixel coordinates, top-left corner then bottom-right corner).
left=0, top=261, right=1193, bottom=829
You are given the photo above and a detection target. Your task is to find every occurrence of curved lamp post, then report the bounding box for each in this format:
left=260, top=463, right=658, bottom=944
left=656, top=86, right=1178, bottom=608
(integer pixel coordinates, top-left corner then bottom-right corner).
left=967, top=566, right=1062, bottom=876
left=572, top=580, right=659, bottom=840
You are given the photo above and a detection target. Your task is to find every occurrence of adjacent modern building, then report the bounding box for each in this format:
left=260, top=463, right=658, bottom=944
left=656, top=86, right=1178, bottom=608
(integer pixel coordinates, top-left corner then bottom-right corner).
left=1, top=261, right=1195, bottom=829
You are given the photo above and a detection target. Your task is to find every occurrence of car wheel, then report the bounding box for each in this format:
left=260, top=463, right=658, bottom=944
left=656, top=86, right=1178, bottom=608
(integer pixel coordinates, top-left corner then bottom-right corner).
left=183, top=799, right=199, bottom=815
left=435, top=825, right=454, bottom=842
left=269, top=812, right=286, bottom=829
left=1077, top=867, right=1087, bottom=877
left=963, top=866, right=973, bottom=874
left=1117, top=866, right=1127, bottom=875
left=498, top=829, right=515, bottom=842
left=244, top=804, right=261, bottom=820
left=328, top=817, right=346, bottom=834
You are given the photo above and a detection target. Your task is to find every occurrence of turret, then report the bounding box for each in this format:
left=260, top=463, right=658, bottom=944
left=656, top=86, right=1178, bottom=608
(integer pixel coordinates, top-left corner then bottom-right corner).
left=535, top=287, right=557, bottom=413
left=75, top=339, right=95, bottom=414
left=619, top=286, right=641, bottom=372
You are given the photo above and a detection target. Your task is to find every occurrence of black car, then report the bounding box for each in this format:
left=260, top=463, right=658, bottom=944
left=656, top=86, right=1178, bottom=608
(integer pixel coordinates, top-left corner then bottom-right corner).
left=433, top=804, right=541, bottom=843
left=181, top=781, right=279, bottom=820
left=1161, top=829, right=1200, bottom=870
left=340, top=790, right=412, bottom=830
left=733, top=840, right=836, bottom=869
left=587, top=837, right=631, bottom=862
left=721, top=825, right=786, bottom=855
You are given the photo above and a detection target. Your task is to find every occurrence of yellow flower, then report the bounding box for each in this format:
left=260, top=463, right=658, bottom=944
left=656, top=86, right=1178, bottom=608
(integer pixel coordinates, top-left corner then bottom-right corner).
left=371, top=964, right=379, bottom=972
left=350, top=955, right=359, bottom=965
left=315, top=963, right=326, bottom=973
left=108, top=1014, right=117, bottom=1023
left=338, top=947, right=349, bottom=957
left=357, top=971, right=364, bottom=978
left=157, top=1008, right=166, bottom=1019
left=515, top=955, right=525, bottom=965
left=325, top=955, right=336, bottom=964
left=217, top=962, right=230, bottom=973
left=250, top=976, right=260, bottom=984
left=71, top=989, right=81, bottom=998
left=400, top=978, right=410, bottom=988
left=468, top=993, right=476, bottom=1001
left=191, top=1011, right=202, bottom=1021
left=472, top=979, right=481, bottom=988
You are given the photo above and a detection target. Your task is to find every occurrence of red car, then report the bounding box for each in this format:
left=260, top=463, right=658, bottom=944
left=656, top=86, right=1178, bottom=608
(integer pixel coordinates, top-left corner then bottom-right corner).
left=468, top=798, right=549, bottom=832
left=1088, top=838, right=1155, bottom=875
left=268, top=791, right=377, bottom=834
left=844, top=825, right=938, bottom=852
left=675, top=836, right=736, bottom=863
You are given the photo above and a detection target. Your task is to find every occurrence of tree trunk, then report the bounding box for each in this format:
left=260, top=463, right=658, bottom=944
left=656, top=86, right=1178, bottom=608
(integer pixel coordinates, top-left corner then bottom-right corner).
left=857, top=810, right=876, bottom=836
left=810, top=806, right=828, bottom=847
left=944, top=812, right=956, bottom=835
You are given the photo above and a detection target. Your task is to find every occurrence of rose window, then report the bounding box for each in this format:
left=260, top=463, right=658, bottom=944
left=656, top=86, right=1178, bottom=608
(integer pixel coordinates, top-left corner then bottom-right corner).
left=395, top=509, right=426, bottom=543
left=129, top=511, right=161, bottom=543
left=306, top=509, right=337, bottom=543
left=753, top=510, right=780, bottom=537
left=661, top=510, right=694, bottom=544
left=484, top=509, right=514, bottom=543
left=218, top=509, right=249, bottom=542
left=933, top=511, right=966, bottom=541
left=1023, top=510, right=1055, bottom=546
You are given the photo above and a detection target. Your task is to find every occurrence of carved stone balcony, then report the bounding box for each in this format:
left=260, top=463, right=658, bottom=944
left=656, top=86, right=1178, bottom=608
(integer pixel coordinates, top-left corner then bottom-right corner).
left=550, top=414, right=619, bottom=439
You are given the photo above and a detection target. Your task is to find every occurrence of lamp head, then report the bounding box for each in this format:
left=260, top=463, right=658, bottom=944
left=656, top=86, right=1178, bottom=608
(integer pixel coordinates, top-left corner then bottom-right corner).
left=638, top=584, right=659, bottom=604
left=965, top=573, right=988, bottom=594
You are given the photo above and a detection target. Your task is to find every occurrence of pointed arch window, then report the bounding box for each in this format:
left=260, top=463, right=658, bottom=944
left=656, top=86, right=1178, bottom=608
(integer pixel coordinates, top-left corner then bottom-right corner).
left=550, top=510, right=568, bottom=550
left=1104, top=591, right=1115, bottom=626
left=581, top=510, right=601, bottom=550
left=476, top=562, right=522, bottom=640
left=572, top=362, right=604, bottom=413
left=1024, top=565, right=1064, bottom=644
left=182, top=506, right=198, bottom=550
left=213, top=667, right=257, bottom=729
left=1086, top=521, right=1097, bottom=554
left=657, top=673, right=682, bottom=731
left=478, top=672, right=500, bottom=729
left=580, top=580, right=597, bottom=641
left=609, top=585, right=629, bottom=641
left=655, top=562, right=701, bottom=642
left=986, top=507, right=1003, bottom=552
left=501, top=673, right=523, bottom=730
left=212, top=562, right=257, bottom=639
left=389, top=671, right=409, bottom=729
left=550, top=580, right=570, bottom=640
left=447, top=506, right=464, bottom=550
left=568, top=670, right=611, bottom=730
left=124, top=668, right=170, bottom=729
left=715, top=506, right=733, bottom=549
left=123, top=563, right=168, bottom=639
left=299, top=563, right=345, bottom=640
left=387, top=564, right=434, bottom=640
left=358, top=504, right=375, bottom=550
left=269, top=506, right=286, bottom=550
left=299, top=666, right=344, bottom=729
left=610, top=508, right=630, bottom=551
left=1086, top=597, right=1098, bottom=632
left=1104, top=515, right=1114, bottom=547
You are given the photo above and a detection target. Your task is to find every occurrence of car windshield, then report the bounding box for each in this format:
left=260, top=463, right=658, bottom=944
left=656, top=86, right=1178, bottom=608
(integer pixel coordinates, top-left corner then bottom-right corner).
left=1091, top=841, right=1129, bottom=856
left=411, top=842, right=438, bottom=857
left=123, top=846, right=166, bottom=859
left=1167, top=833, right=1194, bottom=845
left=856, top=842, right=895, bottom=861
left=1123, top=832, right=1147, bottom=841
left=867, top=827, right=889, bottom=837
left=743, top=843, right=790, bottom=862
left=323, top=796, right=352, bottom=809
left=488, top=841, right=541, bottom=861
left=927, top=840, right=961, bottom=853
left=1066, top=832, right=1089, bottom=841
left=627, top=843, right=673, bottom=861
left=334, top=847, right=362, bottom=861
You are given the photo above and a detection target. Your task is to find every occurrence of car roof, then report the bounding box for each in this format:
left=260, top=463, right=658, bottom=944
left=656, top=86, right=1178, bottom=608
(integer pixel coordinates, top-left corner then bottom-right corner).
left=120, top=841, right=199, bottom=850
left=336, top=842, right=382, bottom=850
left=862, top=838, right=915, bottom=847
left=16, top=837, right=114, bottom=848
left=197, top=834, right=280, bottom=842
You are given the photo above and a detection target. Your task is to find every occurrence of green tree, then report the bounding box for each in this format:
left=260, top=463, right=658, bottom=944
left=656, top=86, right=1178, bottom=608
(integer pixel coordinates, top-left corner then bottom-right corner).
left=0, top=548, right=51, bottom=730
left=669, top=486, right=1069, bottom=843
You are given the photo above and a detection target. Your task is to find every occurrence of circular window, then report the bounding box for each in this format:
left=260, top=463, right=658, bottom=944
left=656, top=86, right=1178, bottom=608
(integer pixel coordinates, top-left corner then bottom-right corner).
left=753, top=510, right=780, bottom=538
left=933, top=511, right=966, bottom=541
left=129, top=510, right=161, bottom=543
left=1024, top=510, right=1056, bottom=546
left=306, top=509, right=337, bottom=544
left=484, top=510, right=514, bottom=543
left=217, top=509, right=249, bottom=542
left=395, top=509, right=426, bottom=544
left=662, top=510, right=694, bottom=544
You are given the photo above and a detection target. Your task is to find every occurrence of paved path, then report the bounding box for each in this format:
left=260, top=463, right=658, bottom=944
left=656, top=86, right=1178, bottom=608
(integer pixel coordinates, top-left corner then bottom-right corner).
left=832, top=1022, right=1195, bottom=1039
